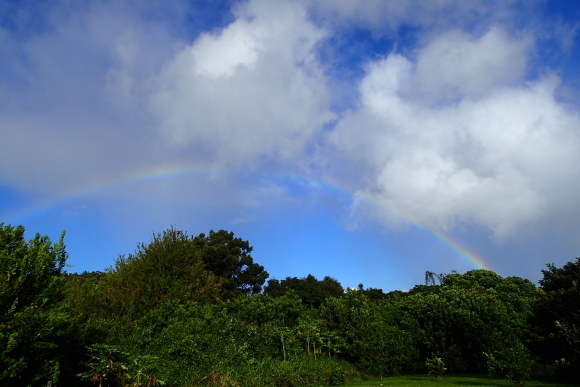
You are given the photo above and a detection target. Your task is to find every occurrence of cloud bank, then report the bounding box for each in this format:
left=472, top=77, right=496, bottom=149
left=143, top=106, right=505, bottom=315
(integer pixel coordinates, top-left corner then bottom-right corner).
left=329, top=26, right=580, bottom=237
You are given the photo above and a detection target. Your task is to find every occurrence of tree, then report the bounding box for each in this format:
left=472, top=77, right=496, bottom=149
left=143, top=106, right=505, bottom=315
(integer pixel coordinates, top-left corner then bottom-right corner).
left=484, top=340, right=532, bottom=386
left=264, top=275, right=343, bottom=308
left=424, top=271, right=446, bottom=286
left=402, top=270, right=536, bottom=373
left=319, top=291, right=394, bottom=374
left=120, top=302, right=243, bottom=386
left=441, top=269, right=503, bottom=289
left=425, top=353, right=446, bottom=381
left=358, top=286, right=390, bottom=302
left=0, top=223, right=69, bottom=385
left=100, top=228, right=222, bottom=322
left=193, top=230, right=268, bottom=298
left=530, top=258, right=580, bottom=380
left=227, top=292, right=305, bottom=361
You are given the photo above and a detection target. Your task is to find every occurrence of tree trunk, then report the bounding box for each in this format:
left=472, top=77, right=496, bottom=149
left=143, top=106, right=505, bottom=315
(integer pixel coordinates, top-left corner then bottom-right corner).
left=281, top=334, right=287, bottom=361
left=313, top=340, right=317, bottom=360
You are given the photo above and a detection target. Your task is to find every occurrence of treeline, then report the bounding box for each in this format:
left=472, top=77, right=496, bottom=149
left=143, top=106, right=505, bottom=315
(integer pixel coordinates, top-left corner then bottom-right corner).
left=1, top=223, right=579, bottom=386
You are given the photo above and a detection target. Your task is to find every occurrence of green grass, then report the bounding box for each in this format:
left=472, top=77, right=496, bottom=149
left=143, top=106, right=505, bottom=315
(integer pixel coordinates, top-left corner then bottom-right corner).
left=345, top=374, right=574, bottom=387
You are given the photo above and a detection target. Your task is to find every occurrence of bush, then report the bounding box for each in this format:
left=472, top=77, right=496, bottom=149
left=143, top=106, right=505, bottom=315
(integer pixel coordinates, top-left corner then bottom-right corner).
left=425, top=354, right=446, bottom=381
left=188, top=338, right=347, bottom=386
left=484, top=341, right=532, bottom=386
left=270, top=358, right=346, bottom=387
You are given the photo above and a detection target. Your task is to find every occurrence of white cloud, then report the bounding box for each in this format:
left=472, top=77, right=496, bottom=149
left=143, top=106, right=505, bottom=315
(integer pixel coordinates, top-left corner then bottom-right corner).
left=150, top=0, right=335, bottom=164
left=330, top=27, right=580, bottom=237
left=192, top=21, right=262, bottom=78
left=405, top=27, right=533, bottom=103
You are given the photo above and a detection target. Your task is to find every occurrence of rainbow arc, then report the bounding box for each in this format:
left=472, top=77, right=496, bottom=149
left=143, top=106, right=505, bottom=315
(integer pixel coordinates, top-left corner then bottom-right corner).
left=4, top=163, right=492, bottom=272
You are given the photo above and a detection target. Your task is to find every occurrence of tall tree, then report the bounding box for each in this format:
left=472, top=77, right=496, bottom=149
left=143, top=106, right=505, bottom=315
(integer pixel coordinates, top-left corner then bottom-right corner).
left=193, top=230, right=268, bottom=298
left=228, top=293, right=304, bottom=361
left=530, top=258, right=580, bottom=380
left=403, top=270, right=536, bottom=374
left=0, top=223, right=69, bottom=386
left=100, top=228, right=222, bottom=322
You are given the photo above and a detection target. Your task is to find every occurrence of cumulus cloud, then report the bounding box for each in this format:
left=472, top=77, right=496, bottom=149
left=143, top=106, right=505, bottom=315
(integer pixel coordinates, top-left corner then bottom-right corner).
left=329, top=27, right=580, bottom=237
left=150, top=0, right=335, bottom=164
left=404, top=27, right=533, bottom=103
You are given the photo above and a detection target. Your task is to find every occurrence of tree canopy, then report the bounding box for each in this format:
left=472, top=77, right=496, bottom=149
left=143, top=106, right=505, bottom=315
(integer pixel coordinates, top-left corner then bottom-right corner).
left=193, top=229, right=269, bottom=298
left=100, top=228, right=222, bottom=321
left=0, top=223, right=69, bottom=385
left=264, top=274, right=343, bottom=308
left=530, top=258, right=580, bottom=381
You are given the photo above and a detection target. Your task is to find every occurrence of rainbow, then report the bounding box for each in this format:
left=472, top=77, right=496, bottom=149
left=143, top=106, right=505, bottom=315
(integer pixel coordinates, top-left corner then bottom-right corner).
left=5, top=164, right=215, bottom=223
left=356, top=192, right=491, bottom=271
left=4, top=163, right=492, bottom=272
left=290, top=178, right=492, bottom=272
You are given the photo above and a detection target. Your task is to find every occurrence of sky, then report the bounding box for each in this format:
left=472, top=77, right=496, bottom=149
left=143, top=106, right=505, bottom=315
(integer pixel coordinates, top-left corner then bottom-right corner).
left=2, top=0, right=580, bottom=292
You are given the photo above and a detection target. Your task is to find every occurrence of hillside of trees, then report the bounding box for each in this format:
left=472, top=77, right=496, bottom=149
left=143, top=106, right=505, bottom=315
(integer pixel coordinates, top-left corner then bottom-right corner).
left=1, top=222, right=579, bottom=386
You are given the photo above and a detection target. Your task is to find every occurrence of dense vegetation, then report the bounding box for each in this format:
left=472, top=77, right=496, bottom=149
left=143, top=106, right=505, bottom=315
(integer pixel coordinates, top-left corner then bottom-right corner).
left=1, top=222, right=579, bottom=386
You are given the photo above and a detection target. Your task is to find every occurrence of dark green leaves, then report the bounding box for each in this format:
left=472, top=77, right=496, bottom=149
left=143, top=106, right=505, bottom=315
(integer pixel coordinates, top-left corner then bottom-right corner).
left=193, top=229, right=269, bottom=297
left=0, top=223, right=69, bottom=386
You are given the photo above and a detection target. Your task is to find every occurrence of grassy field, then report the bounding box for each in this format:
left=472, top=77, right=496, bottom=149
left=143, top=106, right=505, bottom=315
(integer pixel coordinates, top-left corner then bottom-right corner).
left=345, top=374, right=575, bottom=387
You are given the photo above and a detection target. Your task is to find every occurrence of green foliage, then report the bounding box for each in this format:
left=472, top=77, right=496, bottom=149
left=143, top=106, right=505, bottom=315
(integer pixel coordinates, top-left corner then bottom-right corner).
left=193, top=229, right=269, bottom=298
left=185, top=357, right=347, bottom=387
left=442, top=269, right=504, bottom=289
left=318, top=291, right=374, bottom=364
left=271, top=357, right=347, bottom=387
left=57, top=227, right=270, bottom=384
left=357, top=286, right=390, bottom=302
left=109, top=300, right=346, bottom=387
left=124, top=302, right=242, bottom=385
left=94, top=227, right=269, bottom=323
left=100, top=228, right=222, bottom=321
left=228, top=292, right=305, bottom=361
left=264, top=275, right=343, bottom=308
left=425, top=354, right=446, bottom=380
left=530, top=258, right=580, bottom=381
left=355, top=300, right=418, bottom=376
left=318, top=290, right=419, bottom=376
left=484, top=340, right=533, bottom=386
left=60, top=271, right=110, bottom=333
left=0, top=223, right=67, bottom=316
left=5, top=223, right=575, bottom=385
left=538, top=258, right=580, bottom=292
left=399, top=270, right=536, bottom=373
left=80, top=344, right=164, bottom=386
left=0, top=223, right=69, bottom=386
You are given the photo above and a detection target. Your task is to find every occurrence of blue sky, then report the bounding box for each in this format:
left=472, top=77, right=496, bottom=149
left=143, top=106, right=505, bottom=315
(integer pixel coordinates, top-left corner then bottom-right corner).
left=2, top=0, right=580, bottom=291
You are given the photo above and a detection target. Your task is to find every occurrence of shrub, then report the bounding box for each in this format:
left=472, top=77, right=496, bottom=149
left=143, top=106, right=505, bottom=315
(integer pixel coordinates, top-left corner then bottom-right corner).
left=425, top=354, right=446, bottom=381
left=484, top=341, right=532, bottom=386
left=270, top=357, right=346, bottom=387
